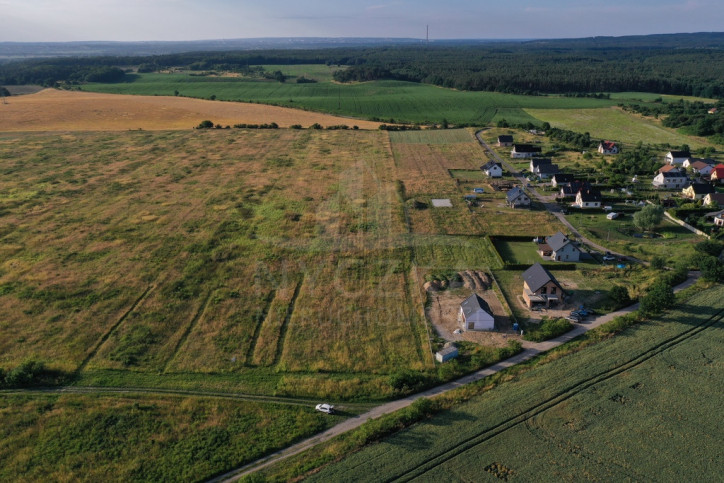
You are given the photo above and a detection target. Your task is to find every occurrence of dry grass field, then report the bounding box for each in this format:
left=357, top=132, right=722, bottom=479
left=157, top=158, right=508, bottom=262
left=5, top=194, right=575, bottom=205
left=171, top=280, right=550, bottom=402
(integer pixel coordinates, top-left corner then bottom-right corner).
left=0, top=89, right=383, bottom=132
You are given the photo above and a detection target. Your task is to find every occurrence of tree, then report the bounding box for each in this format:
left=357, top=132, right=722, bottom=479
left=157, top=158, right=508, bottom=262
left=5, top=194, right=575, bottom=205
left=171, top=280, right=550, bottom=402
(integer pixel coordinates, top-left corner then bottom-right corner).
left=694, top=239, right=722, bottom=257
left=609, top=285, right=630, bottom=305
left=196, top=120, right=214, bottom=129
left=639, top=280, right=674, bottom=316
left=633, top=204, right=664, bottom=232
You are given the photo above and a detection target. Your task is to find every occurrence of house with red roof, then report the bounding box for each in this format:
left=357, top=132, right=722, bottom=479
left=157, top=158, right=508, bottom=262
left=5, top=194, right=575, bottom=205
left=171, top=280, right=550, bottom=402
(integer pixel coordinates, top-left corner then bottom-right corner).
left=597, top=141, right=619, bottom=155
left=711, top=164, right=724, bottom=184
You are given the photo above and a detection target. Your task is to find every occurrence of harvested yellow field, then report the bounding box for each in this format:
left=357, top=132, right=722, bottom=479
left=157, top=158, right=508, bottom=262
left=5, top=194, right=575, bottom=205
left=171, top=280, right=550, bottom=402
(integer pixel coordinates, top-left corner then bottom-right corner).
left=0, top=89, right=383, bottom=131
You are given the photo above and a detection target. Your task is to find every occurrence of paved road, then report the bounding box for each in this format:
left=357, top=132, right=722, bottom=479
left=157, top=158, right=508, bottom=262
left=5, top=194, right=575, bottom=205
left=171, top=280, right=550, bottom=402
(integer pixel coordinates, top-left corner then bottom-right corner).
left=211, top=272, right=699, bottom=482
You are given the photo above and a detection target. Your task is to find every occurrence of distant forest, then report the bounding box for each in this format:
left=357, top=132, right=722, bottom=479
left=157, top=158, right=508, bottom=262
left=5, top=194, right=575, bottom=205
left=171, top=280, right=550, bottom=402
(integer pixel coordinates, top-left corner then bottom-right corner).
left=1, top=32, right=724, bottom=98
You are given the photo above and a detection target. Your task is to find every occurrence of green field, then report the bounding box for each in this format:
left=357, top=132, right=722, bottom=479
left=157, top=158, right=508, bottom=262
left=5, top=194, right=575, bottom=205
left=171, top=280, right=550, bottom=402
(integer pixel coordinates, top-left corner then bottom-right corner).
left=609, top=92, right=718, bottom=104
left=81, top=74, right=618, bottom=125
left=526, top=106, right=713, bottom=148
left=308, top=285, right=724, bottom=481
left=260, top=64, right=342, bottom=82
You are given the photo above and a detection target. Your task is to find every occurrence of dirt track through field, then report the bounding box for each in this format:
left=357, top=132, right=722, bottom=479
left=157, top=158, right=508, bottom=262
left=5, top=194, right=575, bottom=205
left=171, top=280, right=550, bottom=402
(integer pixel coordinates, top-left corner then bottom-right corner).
left=0, top=89, right=383, bottom=131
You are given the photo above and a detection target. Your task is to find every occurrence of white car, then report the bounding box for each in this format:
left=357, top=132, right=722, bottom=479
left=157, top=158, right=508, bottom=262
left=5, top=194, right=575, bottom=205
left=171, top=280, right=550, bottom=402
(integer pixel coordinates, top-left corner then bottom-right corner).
left=315, top=403, right=335, bottom=414
left=602, top=254, right=616, bottom=261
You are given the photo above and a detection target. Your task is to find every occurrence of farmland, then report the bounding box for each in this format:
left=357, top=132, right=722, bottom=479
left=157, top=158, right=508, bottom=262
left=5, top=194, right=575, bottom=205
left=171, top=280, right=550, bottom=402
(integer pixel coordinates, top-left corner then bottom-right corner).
left=526, top=106, right=714, bottom=148
left=80, top=74, right=618, bottom=125
left=308, top=285, right=724, bottom=482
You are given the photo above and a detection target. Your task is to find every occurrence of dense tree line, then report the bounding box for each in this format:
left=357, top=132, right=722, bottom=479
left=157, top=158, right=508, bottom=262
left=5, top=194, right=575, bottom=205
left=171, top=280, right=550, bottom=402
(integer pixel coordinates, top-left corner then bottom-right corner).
left=623, top=99, right=724, bottom=138
left=1, top=33, right=724, bottom=97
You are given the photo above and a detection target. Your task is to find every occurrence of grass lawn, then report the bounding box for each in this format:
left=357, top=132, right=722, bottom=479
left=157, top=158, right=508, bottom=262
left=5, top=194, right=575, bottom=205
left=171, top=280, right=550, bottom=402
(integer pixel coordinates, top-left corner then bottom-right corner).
left=526, top=106, right=713, bottom=148
left=307, top=285, right=724, bottom=482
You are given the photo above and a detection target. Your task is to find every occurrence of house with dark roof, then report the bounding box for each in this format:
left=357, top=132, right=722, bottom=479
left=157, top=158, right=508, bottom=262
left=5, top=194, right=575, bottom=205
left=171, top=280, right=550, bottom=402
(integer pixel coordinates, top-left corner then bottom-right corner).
left=704, top=193, right=724, bottom=208
left=574, top=188, right=602, bottom=209
left=481, top=160, right=503, bottom=178
left=551, top=173, right=575, bottom=188
left=598, top=141, right=619, bottom=155
left=511, top=144, right=542, bottom=159
left=506, top=187, right=531, bottom=208
left=458, top=294, right=495, bottom=331
left=682, top=182, right=715, bottom=200
left=522, top=263, right=564, bottom=308
left=537, top=232, right=581, bottom=262
left=653, top=171, right=688, bottom=189
left=529, top=158, right=552, bottom=174
left=497, top=135, right=514, bottom=147
left=666, top=151, right=690, bottom=165
left=559, top=181, right=590, bottom=198
left=536, top=163, right=560, bottom=179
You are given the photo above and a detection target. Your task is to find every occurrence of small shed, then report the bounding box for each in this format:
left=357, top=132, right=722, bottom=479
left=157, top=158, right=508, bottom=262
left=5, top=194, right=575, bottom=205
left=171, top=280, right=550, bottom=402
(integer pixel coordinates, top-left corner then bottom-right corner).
left=459, top=294, right=495, bottom=331
left=435, top=345, right=459, bottom=363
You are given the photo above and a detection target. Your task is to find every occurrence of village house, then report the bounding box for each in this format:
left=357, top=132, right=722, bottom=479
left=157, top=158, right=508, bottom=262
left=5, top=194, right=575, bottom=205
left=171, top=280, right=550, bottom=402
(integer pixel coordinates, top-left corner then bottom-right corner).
left=704, top=193, right=724, bottom=208
left=666, top=150, right=690, bottom=165
left=480, top=160, right=503, bottom=178
left=685, top=160, right=715, bottom=177
left=536, top=163, right=560, bottom=180
left=522, top=263, right=564, bottom=308
left=598, top=141, right=619, bottom=155
left=709, top=107, right=718, bottom=115
left=657, top=164, right=681, bottom=175
left=511, top=144, right=542, bottom=159
left=559, top=181, right=590, bottom=199
left=529, top=157, right=552, bottom=174
left=682, top=182, right=715, bottom=200
left=551, top=173, right=575, bottom=188
left=711, top=164, right=724, bottom=184
left=536, top=231, right=581, bottom=262
left=497, top=135, right=514, bottom=147
left=458, top=294, right=495, bottom=331
left=716, top=214, right=724, bottom=227
left=574, top=188, right=602, bottom=209
left=653, top=171, right=688, bottom=189
left=506, top=187, right=531, bottom=208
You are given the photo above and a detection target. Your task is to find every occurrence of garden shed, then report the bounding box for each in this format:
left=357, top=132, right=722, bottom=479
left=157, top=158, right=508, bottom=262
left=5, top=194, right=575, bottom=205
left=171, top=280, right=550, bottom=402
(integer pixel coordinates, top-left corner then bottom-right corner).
left=435, top=345, right=459, bottom=363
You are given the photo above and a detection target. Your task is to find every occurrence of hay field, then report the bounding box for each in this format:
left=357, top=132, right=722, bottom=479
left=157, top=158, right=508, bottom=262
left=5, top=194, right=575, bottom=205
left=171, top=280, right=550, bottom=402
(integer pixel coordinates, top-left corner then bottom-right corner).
left=0, top=89, right=383, bottom=132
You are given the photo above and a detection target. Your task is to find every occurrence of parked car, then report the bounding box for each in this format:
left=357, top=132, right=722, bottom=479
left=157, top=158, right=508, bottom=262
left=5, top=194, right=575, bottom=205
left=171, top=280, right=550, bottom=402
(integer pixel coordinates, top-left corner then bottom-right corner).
left=565, top=314, right=582, bottom=322
left=602, top=254, right=616, bottom=261
left=606, top=212, right=619, bottom=220
left=315, top=403, right=335, bottom=414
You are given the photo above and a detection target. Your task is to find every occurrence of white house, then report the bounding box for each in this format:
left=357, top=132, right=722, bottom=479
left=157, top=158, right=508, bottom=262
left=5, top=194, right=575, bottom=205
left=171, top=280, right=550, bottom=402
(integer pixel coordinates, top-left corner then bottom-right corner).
left=506, top=187, right=531, bottom=208
left=653, top=171, right=688, bottom=189
left=598, top=141, right=619, bottom=155
left=574, top=188, right=602, bottom=209
left=530, top=158, right=552, bottom=174
left=458, top=294, right=495, bottom=331
left=666, top=151, right=690, bottom=165
left=686, top=160, right=715, bottom=177
left=497, top=135, right=514, bottom=147
left=480, top=161, right=503, bottom=178
left=511, top=144, right=542, bottom=159
left=537, top=232, right=581, bottom=262
left=704, top=193, right=724, bottom=207
left=682, top=183, right=715, bottom=200
left=551, top=173, right=575, bottom=188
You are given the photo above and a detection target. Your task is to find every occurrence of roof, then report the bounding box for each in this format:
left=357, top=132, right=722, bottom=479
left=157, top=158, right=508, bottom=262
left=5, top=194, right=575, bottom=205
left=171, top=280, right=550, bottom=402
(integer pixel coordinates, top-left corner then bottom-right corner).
left=706, top=193, right=724, bottom=205
left=506, top=187, right=527, bottom=202
left=460, top=294, right=492, bottom=318
left=690, top=160, right=714, bottom=170
left=530, top=158, right=552, bottom=168
left=668, top=150, right=690, bottom=158
left=436, top=345, right=458, bottom=357
left=537, top=164, right=560, bottom=174
left=545, top=232, right=574, bottom=252
left=552, top=173, right=575, bottom=183
left=498, top=135, right=514, bottom=143
left=513, top=144, right=542, bottom=153
left=522, top=263, right=561, bottom=293
left=481, top=161, right=502, bottom=171
left=658, top=164, right=680, bottom=173
left=431, top=198, right=453, bottom=208
left=599, top=141, right=617, bottom=150
left=577, top=188, right=602, bottom=202
left=689, top=183, right=716, bottom=195
left=660, top=171, right=687, bottom=179
left=714, top=165, right=724, bottom=179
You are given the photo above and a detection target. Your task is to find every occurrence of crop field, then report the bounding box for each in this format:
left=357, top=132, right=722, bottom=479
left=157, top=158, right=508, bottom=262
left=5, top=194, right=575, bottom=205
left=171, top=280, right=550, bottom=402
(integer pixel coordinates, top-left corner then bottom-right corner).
left=0, top=89, right=384, bottom=131
left=609, top=92, right=718, bottom=104
left=526, top=106, right=713, bottom=148
left=259, top=64, right=341, bottom=82
left=82, top=74, right=619, bottom=125
left=0, top=128, right=436, bottom=399
left=309, top=285, right=724, bottom=481
left=0, top=392, right=341, bottom=482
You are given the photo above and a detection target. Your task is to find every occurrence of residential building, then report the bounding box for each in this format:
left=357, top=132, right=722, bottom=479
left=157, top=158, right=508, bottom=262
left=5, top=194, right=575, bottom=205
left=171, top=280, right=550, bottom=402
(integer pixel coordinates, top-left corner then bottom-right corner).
left=598, top=141, right=619, bottom=155
left=574, top=188, right=602, bottom=209
left=480, top=161, right=503, bottom=178
left=529, top=158, right=552, bottom=174
left=511, top=144, right=542, bottom=159
left=704, top=193, right=724, bottom=207
left=458, top=294, right=495, bottom=331
left=711, top=164, right=724, bottom=184
left=653, top=171, right=688, bottom=189
left=522, top=263, right=564, bottom=308
left=497, top=135, right=514, bottom=147
left=682, top=183, right=715, bottom=200
left=506, top=187, right=531, bottom=208
left=666, top=151, right=690, bottom=165
left=536, top=163, right=560, bottom=179
left=551, top=173, right=575, bottom=188
left=657, top=164, right=681, bottom=175
left=537, top=232, right=581, bottom=262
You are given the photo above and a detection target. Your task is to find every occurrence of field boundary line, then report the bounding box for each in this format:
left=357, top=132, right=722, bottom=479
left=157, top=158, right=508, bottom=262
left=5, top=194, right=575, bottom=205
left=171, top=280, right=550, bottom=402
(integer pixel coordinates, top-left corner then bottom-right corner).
left=245, top=290, right=277, bottom=366
left=272, top=277, right=303, bottom=367
left=390, top=306, right=724, bottom=481
left=163, top=290, right=213, bottom=373
left=75, top=285, right=154, bottom=374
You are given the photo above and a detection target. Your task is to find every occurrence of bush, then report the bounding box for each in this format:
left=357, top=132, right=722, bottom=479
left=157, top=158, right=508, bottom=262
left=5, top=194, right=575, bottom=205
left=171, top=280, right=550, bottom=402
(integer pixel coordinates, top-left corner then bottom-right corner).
left=639, top=279, right=675, bottom=316
left=609, top=285, right=631, bottom=306
left=523, top=317, right=573, bottom=342
left=0, top=360, right=67, bottom=388
left=388, top=369, right=431, bottom=393
left=196, top=120, right=214, bottom=129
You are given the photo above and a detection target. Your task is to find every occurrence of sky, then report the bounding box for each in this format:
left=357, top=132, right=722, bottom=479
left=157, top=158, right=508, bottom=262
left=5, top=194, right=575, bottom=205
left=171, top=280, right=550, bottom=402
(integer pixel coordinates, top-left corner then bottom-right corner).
left=1, top=0, right=723, bottom=42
